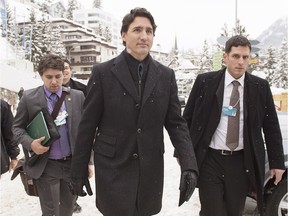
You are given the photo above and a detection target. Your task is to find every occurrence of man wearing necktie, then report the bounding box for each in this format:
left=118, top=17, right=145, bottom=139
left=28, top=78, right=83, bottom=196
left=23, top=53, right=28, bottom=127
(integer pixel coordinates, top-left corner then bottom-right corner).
left=182, top=35, right=285, bottom=216
left=13, top=54, right=85, bottom=216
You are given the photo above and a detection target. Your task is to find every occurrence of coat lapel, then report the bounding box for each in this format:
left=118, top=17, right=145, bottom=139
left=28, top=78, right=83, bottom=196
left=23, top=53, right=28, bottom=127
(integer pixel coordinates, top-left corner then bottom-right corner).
left=244, top=73, right=259, bottom=126
left=142, top=59, right=161, bottom=106
left=111, top=53, right=139, bottom=102
left=37, top=86, right=48, bottom=109
left=215, top=70, right=225, bottom=112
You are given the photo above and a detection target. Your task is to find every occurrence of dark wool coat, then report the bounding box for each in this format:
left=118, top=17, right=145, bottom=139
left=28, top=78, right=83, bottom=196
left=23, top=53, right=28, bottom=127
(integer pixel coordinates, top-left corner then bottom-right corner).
left=1, top=99, right=20, bottom=174
left=71, top=52, right=198, bottom=216
left=183, top=68, right=285, bottom=216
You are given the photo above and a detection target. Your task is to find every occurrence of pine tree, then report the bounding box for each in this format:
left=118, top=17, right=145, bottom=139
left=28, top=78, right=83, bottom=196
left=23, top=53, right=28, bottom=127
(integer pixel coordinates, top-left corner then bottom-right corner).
left=274, top=39, right=288, bottom=88
left=30, top=8, right=36, bottom=23
left=47, top=25, right=66, bottom=57
left=95, top=24, right=103, bottom=36
left=39, top=2, right=49, bottom=14
left=29, top=16, right=50, bottom=68
left=233, top=19, right=249, bottom=37
left=5, top=2, right=17, bottom=46
left=103, top=26, right=112, bottom=42
left=66, top=0, right=78, bottom=20
left=263, top=47, right=277, bottom=85
left=197, top=40, right=213, bottom=75
left=93, top=0, right=102, bottom=9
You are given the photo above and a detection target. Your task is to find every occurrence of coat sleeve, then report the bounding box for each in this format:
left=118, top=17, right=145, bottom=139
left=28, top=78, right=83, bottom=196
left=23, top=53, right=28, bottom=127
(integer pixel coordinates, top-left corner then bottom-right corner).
left=1, top=100, right=20, bottom=159
left=164, top=70, right=198, bottom=174
left=261, top=81, right=285, bottom=170
left=71, top=65, right=104, bottom=179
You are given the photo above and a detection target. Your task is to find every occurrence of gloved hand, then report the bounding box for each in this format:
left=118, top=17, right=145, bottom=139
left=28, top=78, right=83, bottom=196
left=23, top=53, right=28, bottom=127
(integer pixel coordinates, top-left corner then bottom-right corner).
left=179, top=170, right=197, bottom=202
left=69, top=178, right=93, bottom=197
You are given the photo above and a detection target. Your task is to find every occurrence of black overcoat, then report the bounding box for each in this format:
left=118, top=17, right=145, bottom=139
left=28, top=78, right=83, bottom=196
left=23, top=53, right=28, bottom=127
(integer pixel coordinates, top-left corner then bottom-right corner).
left=183, top=68, right=284, bottom=215
left=71, top=52, right=198, bottom=216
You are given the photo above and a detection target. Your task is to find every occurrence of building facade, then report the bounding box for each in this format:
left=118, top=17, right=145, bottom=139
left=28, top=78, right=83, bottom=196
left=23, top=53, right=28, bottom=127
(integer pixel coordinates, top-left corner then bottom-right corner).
left=52, top=18, right=117, bottom=79
left=73, top=8, right=123, bottom=52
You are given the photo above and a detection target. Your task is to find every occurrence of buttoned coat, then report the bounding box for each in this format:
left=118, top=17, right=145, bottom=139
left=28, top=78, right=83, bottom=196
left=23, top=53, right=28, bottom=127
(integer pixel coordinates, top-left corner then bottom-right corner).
left=71, top=52, right=198, bottom=216
left=183, top=68, right=284, bottom=215
left=13, top=86, right=84, bottom=179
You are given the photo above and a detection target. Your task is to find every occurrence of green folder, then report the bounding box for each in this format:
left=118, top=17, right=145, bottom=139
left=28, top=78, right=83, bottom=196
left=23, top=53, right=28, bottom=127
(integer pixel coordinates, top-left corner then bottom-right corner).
left=26, top=111, right=51, bottom=145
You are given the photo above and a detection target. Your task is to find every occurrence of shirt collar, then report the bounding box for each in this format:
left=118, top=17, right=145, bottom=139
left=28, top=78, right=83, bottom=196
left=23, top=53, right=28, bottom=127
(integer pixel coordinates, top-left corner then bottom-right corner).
left=43, top=86, right=62, bottom=98
left=225, top=69, right=245, bottom=87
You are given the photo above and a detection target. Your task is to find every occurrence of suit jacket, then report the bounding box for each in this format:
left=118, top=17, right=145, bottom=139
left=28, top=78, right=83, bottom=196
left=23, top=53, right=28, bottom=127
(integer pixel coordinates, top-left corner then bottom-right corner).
left=183, top=68, right=284, bottom=215
left=71, top=52, right=198, bottom=216
left=13, top=86, right=84, bottom=179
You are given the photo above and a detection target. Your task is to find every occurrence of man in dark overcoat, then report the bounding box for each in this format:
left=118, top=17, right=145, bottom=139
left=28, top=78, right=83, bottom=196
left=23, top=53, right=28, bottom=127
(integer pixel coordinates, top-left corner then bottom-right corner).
left=70, top=7, right=198, bottom=216
left=183, top=35, right=285, bottom=216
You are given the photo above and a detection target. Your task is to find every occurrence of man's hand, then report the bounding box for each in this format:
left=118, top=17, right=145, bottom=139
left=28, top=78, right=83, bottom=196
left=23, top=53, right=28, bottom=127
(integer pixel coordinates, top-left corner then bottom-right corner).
left=88, top=165, right=94, bottom=179
left=270, top=169, right=285, bottom=185
left=179, top=170, right=197, bottom=202
left=9, top=159, right=18, bottom=171
left=30, top=136, right=49, bottom=155
left=69, top=178, right=93, bottom=197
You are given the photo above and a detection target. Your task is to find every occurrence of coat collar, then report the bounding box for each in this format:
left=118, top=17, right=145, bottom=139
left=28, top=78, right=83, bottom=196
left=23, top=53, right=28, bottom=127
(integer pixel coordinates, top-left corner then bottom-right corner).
left=111, top=52, right=162, bottom=105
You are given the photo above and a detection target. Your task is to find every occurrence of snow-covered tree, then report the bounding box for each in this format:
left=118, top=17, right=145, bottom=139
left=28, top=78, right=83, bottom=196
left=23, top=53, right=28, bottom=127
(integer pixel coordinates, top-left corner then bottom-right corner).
left=103, top=26, right=112, bottom=42
left=274, top=39, right=288, bottom=88
left=233, top=19, right=249, bottom=37
left=93, top=0, right=102, bottom=8
left=39, top=2, right=49, bottom=14
left=29, top=8, right=36, bottom=23
left=47, top=25, right=66, bottom=57
left=5, top=2, right=17, bottom=46
left=29, top=16, right=50, bottom=68
left=220, top=23, right=230, bottom=37
left=95, top=23, right=103, bottom=36
left=197, top=40, right=213, bottom=75
left=262, top=47, right=277, bottom=85
left=66, top=0, right=78, bottom=20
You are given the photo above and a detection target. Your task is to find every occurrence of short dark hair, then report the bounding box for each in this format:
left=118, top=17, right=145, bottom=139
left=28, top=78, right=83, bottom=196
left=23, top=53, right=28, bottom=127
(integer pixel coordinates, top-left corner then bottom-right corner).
left=63, top=59, right=71, bottom=66
left=37, top=54, right=64, bottom=76
left=63, top=58, right=72, bottom=69
left=225, top=35, right=251, bottom=54
left=120, top=7, right=157, bottom=46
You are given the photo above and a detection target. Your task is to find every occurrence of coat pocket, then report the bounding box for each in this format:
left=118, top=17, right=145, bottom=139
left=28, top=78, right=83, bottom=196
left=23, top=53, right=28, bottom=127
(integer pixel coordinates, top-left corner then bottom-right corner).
left=93, top=133, right=116, bottom=158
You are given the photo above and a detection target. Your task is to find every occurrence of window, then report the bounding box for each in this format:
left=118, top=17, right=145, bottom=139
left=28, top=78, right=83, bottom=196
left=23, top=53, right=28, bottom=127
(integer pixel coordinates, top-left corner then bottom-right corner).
left=80, top=56, right=96, bottom=63
left=80, top=45, right=96, bottom=50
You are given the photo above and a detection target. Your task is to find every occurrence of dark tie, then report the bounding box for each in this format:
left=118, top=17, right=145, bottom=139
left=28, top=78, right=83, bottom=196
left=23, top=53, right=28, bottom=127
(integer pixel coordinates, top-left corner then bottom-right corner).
left=50, top=93, right=58, bottom=109
left=226, top=81, right=240, bottom=150
left=138, top=63, right=143, bottom=79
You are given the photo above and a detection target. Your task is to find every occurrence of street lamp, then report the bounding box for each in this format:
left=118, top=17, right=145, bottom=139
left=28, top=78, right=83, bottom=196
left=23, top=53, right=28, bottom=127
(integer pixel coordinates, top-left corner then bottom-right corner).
left=235, top=0, right=238, bottom=33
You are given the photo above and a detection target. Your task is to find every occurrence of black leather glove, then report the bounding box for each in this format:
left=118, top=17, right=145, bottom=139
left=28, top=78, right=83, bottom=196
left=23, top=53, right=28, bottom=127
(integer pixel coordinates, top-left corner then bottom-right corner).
left=69, top=178, right=93, bottom=197
left=179, top=170, right=197, bottom=202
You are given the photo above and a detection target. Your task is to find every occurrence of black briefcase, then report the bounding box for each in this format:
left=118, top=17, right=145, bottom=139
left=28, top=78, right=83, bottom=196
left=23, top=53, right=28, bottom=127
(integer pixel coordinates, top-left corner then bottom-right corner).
left=27, top=108, right=60, bottom=166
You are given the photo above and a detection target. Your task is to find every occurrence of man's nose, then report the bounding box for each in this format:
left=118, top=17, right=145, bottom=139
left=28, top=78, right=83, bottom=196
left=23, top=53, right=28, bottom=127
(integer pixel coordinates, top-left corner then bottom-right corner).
left=140, top=31, right=148, bottom=39
left=51, top=78, right=58, bottom=83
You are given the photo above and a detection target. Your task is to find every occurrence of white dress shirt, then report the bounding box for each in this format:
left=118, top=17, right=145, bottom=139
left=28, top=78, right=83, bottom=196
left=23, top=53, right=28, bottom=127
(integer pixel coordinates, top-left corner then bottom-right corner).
left=209, top=70, right=245, bottom=151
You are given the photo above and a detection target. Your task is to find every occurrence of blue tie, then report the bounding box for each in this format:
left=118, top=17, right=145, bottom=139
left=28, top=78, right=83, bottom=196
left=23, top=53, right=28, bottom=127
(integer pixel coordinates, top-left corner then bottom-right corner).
left=50, top=93, right=58, bottom=109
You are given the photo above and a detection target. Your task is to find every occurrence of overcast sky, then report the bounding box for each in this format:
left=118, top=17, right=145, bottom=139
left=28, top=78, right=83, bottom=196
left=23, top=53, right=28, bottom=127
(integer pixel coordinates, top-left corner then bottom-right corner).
left=76, top=0, right=287, bottom=52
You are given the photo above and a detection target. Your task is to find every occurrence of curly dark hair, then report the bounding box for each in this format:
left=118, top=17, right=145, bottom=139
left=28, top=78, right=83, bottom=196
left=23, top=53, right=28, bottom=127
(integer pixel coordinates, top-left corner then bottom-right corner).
left=120, top=7, right=157, bottom=46
left=37, top=54, right=64, bottom=76
left=225, top=35, right=251, bottom=54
